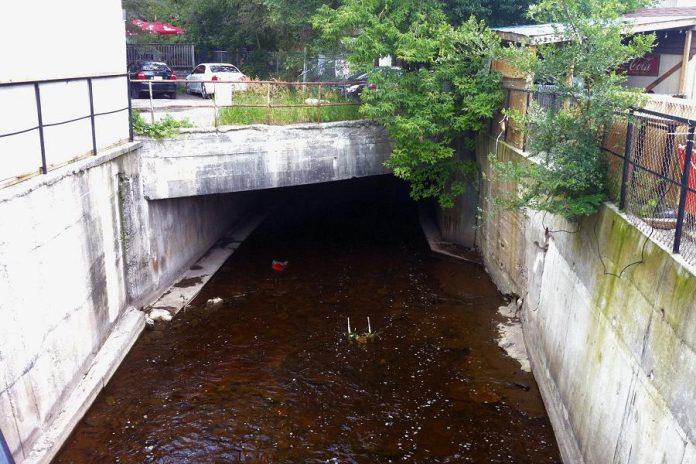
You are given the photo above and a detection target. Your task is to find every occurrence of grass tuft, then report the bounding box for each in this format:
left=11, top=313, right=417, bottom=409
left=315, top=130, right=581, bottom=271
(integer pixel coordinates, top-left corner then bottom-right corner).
left=218, top=84, right=361, bottom=125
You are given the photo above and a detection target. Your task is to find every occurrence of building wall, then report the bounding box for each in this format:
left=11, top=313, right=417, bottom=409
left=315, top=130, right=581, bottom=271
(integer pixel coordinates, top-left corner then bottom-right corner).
left=625, top=31, right=696, bottom=98
left=0, top=0, right=130, bottom=185
left=625, top=54, right=696, bottom=97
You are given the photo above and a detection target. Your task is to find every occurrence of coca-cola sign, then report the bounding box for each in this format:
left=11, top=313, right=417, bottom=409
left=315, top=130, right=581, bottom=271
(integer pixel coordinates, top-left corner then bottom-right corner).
left=622, top=54, right=661, bottom=76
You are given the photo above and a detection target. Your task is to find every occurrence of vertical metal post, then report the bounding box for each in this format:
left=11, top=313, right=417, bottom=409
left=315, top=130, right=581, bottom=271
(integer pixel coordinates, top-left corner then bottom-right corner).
left=87, top=78, right=97, bottom=156
left=673, top=123, right=696, bottom=253
left=127, top=75, right=133, bottom=142
left=213, top=84, right=219, bottom=129
left=317, top=84, right=322, bottom=123
left=34, top=83, right=48, bottom=175
left=148, top=81, right=155, bottom=124
left=619, top=111, right=635, bottom=210
left=656, top=122, right=676, bottom=199
left=266, top=82, right=271, bottom=125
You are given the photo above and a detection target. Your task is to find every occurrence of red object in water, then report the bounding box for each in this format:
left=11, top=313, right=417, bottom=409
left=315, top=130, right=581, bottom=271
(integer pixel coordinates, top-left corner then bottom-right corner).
left=677, top=145, right=696, bottom=214
left=131, top=19, right=186, bottom=35
left=271, top=260, right=288, bottom=272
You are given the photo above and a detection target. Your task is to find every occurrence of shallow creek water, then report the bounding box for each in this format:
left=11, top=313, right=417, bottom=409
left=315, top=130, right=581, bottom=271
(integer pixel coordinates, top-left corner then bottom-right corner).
left=54, top=178, right=560, bottom=463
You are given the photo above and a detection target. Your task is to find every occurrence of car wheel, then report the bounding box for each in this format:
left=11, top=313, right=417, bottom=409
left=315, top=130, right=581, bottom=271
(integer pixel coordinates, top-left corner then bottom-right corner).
left=169, top=92, right=177, bottom=99
left=201, top=84, right=209, bottom=99
left=185, top=84, right=192, bottom=95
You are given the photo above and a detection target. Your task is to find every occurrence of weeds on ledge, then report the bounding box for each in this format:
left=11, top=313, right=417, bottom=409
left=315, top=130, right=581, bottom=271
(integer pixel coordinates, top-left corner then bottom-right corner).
left=133, top=112, right=194, bottom=139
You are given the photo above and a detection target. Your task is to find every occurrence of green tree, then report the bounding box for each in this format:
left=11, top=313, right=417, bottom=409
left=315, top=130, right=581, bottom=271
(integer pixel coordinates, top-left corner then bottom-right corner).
left=495, top=0, right=653, bottom=218
left=442, top=0, right=535, bottom=27
left=313, top=0, right=504, bottom=207
left=124, top=0, right=339, bottom=55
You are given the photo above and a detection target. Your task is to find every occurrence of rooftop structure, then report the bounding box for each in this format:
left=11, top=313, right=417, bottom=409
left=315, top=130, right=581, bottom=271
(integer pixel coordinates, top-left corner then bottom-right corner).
left=494, top=7, right=696, bottom=98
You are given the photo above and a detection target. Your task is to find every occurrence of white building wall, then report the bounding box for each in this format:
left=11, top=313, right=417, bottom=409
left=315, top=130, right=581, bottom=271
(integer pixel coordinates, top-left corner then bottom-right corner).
left=625, top=54, right=696, bottom=98
left=0, top=0, right=129, bottom=186
left=657, top=0, right=696, bottom=6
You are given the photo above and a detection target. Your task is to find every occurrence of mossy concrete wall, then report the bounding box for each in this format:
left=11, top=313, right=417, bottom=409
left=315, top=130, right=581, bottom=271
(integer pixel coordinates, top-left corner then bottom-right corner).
left=474, top=135, right=696, bottom=463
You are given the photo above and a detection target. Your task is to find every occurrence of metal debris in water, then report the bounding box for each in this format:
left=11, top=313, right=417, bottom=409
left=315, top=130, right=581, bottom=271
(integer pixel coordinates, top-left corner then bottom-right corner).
left=347, top=316, right=377, bottom=344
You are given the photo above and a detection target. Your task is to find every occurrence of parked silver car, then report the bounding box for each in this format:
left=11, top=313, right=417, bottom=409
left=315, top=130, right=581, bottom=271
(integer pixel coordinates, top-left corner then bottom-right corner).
left=185, top=63, right=248, bottom=98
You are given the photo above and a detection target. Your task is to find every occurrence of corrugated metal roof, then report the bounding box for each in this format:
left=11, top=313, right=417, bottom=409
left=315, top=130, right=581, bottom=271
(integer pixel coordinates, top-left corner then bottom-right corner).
left=494, top=10, right=696, bottom=44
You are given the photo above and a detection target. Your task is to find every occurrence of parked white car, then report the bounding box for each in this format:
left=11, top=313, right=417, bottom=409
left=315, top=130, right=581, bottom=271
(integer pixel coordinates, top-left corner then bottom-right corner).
left=185, top=63, right=248, bottom=98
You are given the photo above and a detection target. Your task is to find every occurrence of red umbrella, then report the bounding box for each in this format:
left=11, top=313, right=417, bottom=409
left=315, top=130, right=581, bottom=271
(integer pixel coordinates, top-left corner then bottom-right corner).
left=131, top=19, right=186, bottom=35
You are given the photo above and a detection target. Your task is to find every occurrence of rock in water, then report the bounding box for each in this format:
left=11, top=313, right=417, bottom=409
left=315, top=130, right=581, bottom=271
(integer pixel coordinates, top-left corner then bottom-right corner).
left=206, top=297, right=223, bottom=307
left=149, top=308, right=173, bottom=322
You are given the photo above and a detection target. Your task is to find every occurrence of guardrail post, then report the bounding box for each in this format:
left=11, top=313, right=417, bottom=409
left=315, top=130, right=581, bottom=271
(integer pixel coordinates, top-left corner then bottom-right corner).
left=87, top=78, right=97, bottom=156
left=34, top=83, right=48, bottom=175
left=317, top=83, right=322, bottom=123
left=673, top=123, right=696, bottom=253
left=619, top=111, right=635, bottom=210
left=213, top=84, right=219, bottom=128
left=148, top=81, right=155, bottom=124
left=266, top=82, right=271, bottom=125
left=127, top=76, right=133, bottom=141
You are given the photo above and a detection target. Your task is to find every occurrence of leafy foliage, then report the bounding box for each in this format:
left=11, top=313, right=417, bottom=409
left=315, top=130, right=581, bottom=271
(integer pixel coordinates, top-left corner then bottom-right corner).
left=314, top=1, right=503, bottom=207
left=442, top=0, right=535, bottom=27
left=124, top=0, right=339, bottom=58
left=133, top=112, right=194, bottom=139
left=494, top=0, right=653, bottom=218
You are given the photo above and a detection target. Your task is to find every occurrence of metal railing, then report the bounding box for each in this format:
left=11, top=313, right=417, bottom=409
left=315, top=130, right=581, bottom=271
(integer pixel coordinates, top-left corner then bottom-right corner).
left=498, top=85, right=696, bottom=264
left=0, top=74, right=132, bottom=188
left=131, top=78, right=363, bottom=127
left=611, top=108, right=696, bottom=260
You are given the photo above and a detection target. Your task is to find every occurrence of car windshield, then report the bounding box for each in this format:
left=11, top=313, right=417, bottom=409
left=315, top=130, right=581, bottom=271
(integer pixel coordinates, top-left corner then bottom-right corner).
left=141, top=63, right=169, bottom=72
left=345, top=72, right=367, bottom=81
left=210, top=65, right=240, bottom=73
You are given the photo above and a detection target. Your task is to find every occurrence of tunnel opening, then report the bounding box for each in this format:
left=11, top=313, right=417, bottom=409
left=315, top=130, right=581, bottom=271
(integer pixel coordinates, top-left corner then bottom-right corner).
left=54, top=175, right=560, bottom=463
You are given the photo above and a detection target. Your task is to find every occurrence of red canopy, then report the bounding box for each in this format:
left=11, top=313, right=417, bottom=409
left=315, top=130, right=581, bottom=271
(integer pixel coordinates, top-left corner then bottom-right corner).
left=131, top=19, right=186, bottom=35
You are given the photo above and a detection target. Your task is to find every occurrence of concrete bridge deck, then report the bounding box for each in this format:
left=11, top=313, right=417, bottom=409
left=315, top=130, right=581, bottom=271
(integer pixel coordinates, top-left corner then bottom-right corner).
left=139, top=120, right=392, bottom=200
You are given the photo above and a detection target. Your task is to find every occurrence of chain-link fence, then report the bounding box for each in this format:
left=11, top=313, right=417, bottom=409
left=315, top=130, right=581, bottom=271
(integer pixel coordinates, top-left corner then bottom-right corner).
left=499, top=86, right=696, bottom=265
left=607, top=108, right=696, bottom=263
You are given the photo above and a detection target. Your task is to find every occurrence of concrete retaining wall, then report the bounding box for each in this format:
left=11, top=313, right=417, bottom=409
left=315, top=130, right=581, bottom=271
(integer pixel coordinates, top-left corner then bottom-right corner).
left=0, top=143, right=259, bottom=463
left=140, top=120, right=392, bottom=200
left=468, top=135, right=696, bottom=463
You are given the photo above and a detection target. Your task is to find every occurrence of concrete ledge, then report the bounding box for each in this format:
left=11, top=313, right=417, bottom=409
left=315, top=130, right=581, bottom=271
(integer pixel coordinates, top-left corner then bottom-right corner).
left=0, top=141, right=141, bottom=204
left=418, top=203, right=482, bottom=265
left=22, top=307, right=145, bottom=464
left=149, top=211, right=268, bottom=317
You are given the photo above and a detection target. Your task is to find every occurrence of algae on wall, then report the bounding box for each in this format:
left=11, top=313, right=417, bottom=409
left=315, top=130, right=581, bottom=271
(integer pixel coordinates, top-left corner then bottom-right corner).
left=471, top=135, right=696, bottom=464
